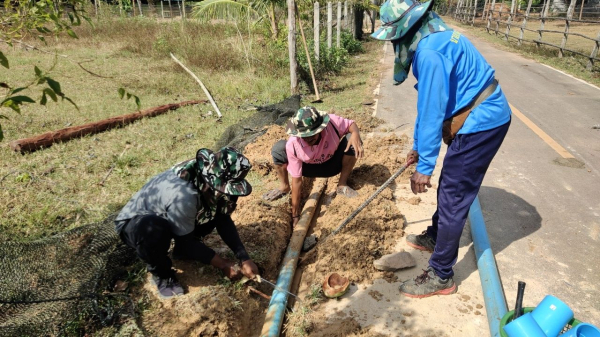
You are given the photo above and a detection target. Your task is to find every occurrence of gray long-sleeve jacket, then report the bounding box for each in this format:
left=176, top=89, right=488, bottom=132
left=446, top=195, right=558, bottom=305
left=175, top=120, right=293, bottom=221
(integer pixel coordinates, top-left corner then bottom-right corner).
left=115, top=170, right=198, bottom=236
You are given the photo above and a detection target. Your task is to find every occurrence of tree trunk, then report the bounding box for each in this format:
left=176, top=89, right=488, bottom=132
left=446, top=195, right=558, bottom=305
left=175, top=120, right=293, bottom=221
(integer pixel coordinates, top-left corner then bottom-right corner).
left=354, top=6, right=364, bottom=40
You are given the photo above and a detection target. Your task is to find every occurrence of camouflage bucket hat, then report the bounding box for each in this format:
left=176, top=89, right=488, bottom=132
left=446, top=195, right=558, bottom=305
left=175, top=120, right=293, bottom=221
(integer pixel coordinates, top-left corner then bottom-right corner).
left=371, top=0, right=433, bottom=41
left=286, top=106, right=330, bottom=137
left=196, top=147, right=252, bottom=196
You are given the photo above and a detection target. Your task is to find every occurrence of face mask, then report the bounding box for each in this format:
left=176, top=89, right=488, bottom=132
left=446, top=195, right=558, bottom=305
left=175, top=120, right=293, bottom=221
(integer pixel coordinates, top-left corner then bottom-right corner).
left=392, top=11, right=451, bottom=85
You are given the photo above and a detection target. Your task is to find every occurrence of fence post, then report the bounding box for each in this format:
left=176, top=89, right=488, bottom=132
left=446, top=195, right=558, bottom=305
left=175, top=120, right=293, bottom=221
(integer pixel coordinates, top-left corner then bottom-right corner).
left=482, top=0, right=489, bottom=22
left=537, top=0, right=546, bottom=46
left=472, top=0, right=478, bottom=25
left=504, top=0, right=515, bottom=41
left=487, top=0, right=496, bottom=33
left=315, top=2, right=320, bottom=61
left=168, top=0, right=173, bottom=19
left=587, top=30, right=600, bottom=70
left=182, top=0, right=186, bottom=19
left=137, top=0, right=143, bottom=16
left=288, top=0, right=298, bottom=94
left=543, top=0, right=550, bottom=17
left=350, top=5, right=354, bottom=36
left=160, top=0, right=164, bottom=18
left=495, top=2, right=503, bottom=36
left=344, top=1, right=348, bottom=29
left=337, top=2, right=342, bottom=47
left=327, top=2, right=332, bottom=49
left=559, top=0, right=577, bottom=57
left=469, top=0, right=474, bottom=22
left=519, top=0, right=533, bottom=46
left=578, top=0, right=584, bottom=20
left=452, top=0, right=457, bottom=19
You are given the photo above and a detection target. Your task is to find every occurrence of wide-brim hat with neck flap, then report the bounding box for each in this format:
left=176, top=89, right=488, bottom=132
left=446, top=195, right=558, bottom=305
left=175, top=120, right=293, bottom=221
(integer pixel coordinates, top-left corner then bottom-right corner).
left=371, top=0, right=433, bottom=41
left=286, top=106, right=330, bottom=138
left=196, top=147, right=252, bottom=196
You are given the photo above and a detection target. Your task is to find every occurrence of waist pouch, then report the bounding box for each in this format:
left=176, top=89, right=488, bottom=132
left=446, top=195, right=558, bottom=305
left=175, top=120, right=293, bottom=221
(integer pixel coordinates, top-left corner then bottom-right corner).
left=442, top=79, right=499, bottom=145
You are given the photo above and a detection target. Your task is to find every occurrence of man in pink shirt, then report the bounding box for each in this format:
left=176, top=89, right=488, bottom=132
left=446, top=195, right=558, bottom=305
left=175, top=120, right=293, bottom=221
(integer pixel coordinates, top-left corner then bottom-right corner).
left=263, top=106, right=364, bottom=226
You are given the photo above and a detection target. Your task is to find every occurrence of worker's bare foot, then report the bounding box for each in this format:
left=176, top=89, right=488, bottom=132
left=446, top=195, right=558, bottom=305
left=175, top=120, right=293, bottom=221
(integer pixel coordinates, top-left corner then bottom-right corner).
left=262, top=188, right=290, bottom=201
left=337, top=186, right=358, bottom=198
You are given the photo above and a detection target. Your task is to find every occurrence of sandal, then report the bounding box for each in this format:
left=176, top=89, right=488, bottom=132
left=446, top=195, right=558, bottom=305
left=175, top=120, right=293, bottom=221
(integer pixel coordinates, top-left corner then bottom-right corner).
left=262, top=189, right=289, bottom=201
left=336, top=186, right=358, bottom=198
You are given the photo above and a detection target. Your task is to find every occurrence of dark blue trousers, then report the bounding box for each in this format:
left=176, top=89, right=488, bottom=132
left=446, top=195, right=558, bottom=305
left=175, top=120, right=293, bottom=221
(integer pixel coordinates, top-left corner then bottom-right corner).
left=428, top=120, right=510, bottom=279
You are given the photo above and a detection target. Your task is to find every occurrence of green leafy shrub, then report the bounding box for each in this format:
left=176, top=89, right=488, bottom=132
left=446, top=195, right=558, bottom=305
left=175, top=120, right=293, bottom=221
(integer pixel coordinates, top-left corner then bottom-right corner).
left=340, top=30, right=364, bottom=54
left=297, top=31, right=364, bottom=80
left=297, top=41, right=349, bottom=79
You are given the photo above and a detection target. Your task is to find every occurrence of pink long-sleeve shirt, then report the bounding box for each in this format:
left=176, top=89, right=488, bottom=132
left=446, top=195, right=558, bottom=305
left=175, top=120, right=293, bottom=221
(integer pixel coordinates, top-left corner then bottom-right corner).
left=285, top=114, right=354, bottom=178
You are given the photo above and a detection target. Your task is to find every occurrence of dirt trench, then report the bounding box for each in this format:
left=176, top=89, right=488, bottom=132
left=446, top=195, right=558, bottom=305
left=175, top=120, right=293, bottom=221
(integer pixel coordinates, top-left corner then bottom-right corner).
left=133, top=110, right=413, bottom=336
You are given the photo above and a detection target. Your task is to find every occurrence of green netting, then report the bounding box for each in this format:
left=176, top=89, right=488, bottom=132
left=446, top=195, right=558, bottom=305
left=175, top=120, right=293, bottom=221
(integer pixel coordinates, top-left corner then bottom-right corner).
left=214, top=95, right=300, bottom=150
left=0, top=215, right=137, bottom=336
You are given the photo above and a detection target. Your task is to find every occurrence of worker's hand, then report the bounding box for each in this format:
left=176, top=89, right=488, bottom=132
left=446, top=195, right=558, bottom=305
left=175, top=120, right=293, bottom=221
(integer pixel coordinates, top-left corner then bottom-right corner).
left=241, top=260, right=259, bottom=279
left=223, top=263, right=242, bottom=280
left=211, top=255, right=242, bottom=280
left=410, top=171, right=432, bottom=194
left=346, top=132, right=364, bottom=159
left=407, top=150, right=419, bottom=164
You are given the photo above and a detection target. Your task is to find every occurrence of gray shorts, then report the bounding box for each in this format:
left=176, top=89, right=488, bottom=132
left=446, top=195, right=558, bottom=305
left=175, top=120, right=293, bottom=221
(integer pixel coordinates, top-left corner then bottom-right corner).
left=271, top=134, right=355, bottom=178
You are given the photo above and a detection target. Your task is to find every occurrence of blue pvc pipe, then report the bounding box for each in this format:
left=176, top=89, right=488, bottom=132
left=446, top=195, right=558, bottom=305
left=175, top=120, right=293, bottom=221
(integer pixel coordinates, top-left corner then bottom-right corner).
left=261, top=248, right=299, bottom=337
left=469, top=195, right=508, bottom=337
left=261, top=183, right=325, bottom=337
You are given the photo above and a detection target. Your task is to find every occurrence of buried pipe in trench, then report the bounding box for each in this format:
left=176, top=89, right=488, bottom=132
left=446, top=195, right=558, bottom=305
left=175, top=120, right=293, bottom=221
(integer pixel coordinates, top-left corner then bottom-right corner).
left=469, top=195, right=508, bottom=337
left=260, top=178, right=327, bottom=337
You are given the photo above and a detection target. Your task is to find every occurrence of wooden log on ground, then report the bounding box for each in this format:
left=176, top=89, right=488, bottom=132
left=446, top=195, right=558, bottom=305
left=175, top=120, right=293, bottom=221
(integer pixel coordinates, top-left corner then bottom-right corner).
left=9, top=100, right=206, bottom=153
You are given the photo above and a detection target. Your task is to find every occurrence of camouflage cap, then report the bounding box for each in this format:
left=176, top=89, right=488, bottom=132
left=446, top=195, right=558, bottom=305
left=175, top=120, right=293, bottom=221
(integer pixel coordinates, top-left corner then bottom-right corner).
left=286, top=106, right=330, bottom=137
left=196, top=147, right=252, bottom=196
left=370, top=0, right=433, bottom=41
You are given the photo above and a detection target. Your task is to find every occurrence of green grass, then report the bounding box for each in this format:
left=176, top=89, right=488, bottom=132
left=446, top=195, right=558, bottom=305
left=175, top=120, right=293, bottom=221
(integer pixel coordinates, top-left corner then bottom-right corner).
left=0, top=17, right=382, bottom=242
left=447, top=16, right=600, bottom=87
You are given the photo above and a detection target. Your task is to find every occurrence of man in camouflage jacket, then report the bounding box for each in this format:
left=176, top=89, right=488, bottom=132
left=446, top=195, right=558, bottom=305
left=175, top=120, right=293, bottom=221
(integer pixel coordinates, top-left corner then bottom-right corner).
left=115, top=147, right=259, bottom=299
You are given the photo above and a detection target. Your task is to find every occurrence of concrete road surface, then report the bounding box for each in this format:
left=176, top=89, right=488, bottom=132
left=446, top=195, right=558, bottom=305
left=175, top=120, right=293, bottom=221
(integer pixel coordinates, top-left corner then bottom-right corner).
left=373, top=25, right=600, bottom=331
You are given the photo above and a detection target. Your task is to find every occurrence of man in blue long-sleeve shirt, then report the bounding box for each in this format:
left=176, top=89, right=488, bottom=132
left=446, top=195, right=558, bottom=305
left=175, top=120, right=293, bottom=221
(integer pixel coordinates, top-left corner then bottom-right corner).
left=372, top=0, right=511, bottom=298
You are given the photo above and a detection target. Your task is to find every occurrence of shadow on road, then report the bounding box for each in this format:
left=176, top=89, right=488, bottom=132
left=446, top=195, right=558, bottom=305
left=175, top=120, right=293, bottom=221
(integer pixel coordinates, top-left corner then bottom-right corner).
left=455, top=186, right=542, bottom=281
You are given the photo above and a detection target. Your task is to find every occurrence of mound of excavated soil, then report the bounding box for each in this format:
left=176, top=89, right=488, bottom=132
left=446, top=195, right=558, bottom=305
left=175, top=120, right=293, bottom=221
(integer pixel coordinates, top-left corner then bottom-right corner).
left=299, top=134, right=413, bottom=286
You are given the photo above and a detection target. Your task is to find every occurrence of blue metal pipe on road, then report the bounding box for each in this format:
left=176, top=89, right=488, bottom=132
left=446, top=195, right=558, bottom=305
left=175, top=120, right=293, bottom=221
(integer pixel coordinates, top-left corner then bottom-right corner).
left=469, top=195, right=508, bottom=337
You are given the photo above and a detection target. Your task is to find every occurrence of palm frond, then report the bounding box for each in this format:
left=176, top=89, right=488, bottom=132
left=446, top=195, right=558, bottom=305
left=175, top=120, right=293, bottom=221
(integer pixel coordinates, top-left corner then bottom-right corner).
left=191, top=0, right=261, bottom=22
